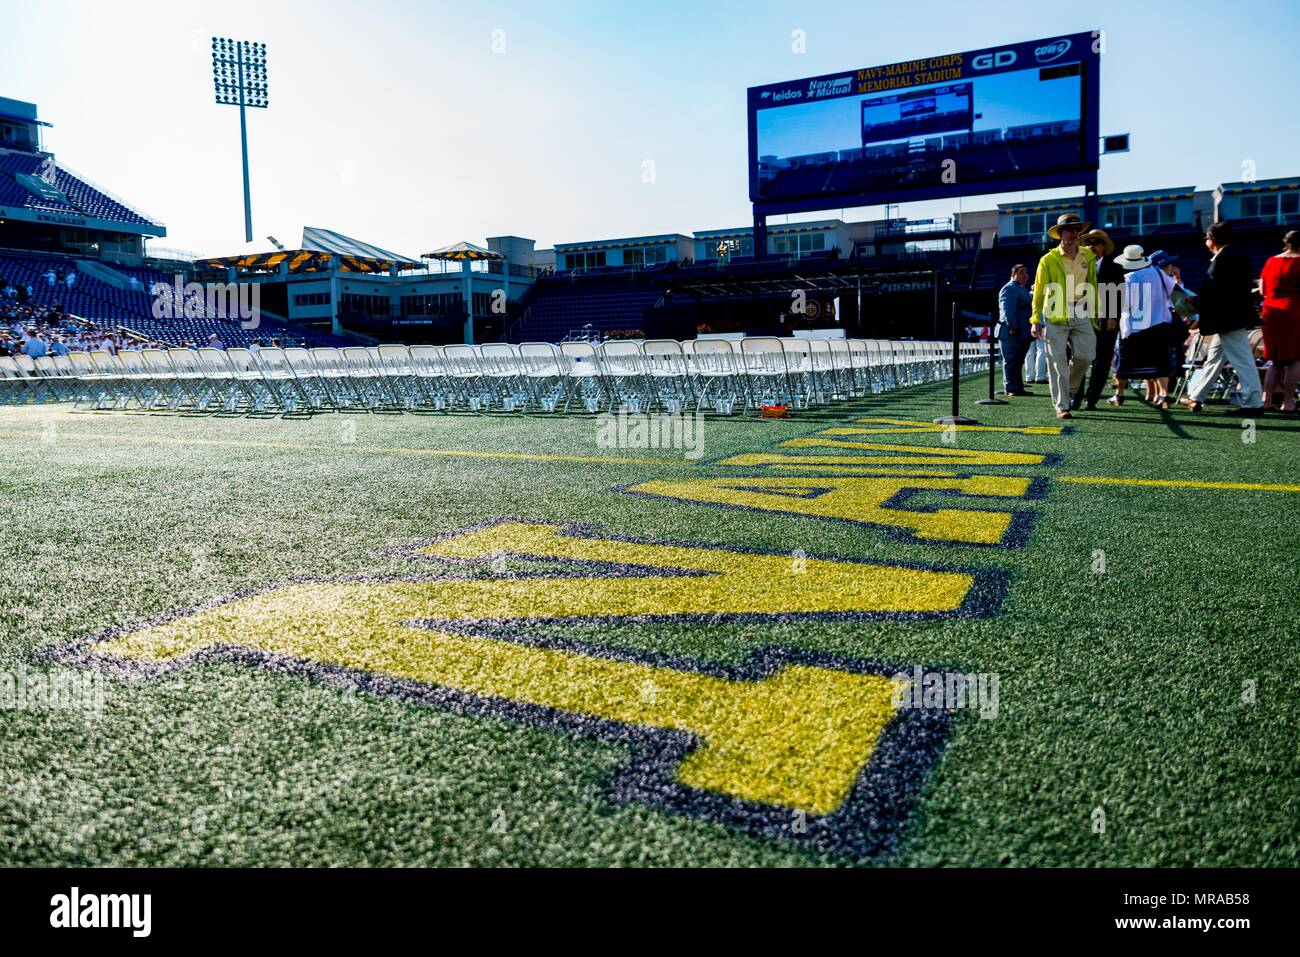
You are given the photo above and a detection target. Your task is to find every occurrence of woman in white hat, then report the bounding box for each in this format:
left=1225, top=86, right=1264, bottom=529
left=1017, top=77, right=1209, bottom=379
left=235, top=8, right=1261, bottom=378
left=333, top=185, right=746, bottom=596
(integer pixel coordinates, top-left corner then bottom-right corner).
left=1109, top=244, right=1178, bottom=408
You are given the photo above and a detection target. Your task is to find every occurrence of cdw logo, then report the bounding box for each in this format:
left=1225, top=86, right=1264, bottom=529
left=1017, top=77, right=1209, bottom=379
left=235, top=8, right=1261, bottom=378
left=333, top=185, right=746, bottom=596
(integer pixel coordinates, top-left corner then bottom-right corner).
left=1034, top=39, right=1072, bottom=63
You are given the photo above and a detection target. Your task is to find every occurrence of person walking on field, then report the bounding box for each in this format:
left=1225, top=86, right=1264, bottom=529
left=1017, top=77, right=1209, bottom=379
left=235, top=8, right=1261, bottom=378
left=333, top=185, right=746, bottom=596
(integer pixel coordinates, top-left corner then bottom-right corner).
left=1178, top=221, right=1264, bottom=415
left=1258, top=230, right=1300, bottom=412
left=1030, top=213, right=1098, bottom=419
left=1110, top=245, right=1178, bottom=408
left=996, top=264, right=1034, bottom=396
left=1075, top=228, right=1123, bottom=410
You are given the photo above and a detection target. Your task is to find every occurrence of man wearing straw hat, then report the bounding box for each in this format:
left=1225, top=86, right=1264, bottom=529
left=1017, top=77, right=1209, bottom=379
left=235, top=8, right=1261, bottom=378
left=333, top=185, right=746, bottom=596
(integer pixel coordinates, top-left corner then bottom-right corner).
left=1030, top=213, right=1098, bottom=419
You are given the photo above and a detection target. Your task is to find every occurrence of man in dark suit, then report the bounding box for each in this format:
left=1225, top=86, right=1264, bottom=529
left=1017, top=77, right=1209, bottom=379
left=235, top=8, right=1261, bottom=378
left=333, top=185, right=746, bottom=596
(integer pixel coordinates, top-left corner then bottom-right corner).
left=996, top=264, right=1034, bottom=396
left=1179, top=221, right=1264, bottom=414
left=1075, top=229, right=1123, bottom=409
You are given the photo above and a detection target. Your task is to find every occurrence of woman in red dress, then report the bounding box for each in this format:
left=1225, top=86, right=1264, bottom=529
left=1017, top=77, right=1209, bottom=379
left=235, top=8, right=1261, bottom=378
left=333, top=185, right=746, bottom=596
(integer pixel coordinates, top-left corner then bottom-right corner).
left=1259, top=230, right=1300, bottom=412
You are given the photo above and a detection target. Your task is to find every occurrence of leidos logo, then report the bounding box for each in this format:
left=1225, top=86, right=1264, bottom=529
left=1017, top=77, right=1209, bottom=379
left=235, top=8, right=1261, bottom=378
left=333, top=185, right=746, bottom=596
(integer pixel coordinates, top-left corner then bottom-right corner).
left=52, top=520, right=990, bottom=862
left=50, top=887, right=151, bottom=938
left=1034, top=38, right=1072, bottom=63
left=761, top=87, right=802, bottom=103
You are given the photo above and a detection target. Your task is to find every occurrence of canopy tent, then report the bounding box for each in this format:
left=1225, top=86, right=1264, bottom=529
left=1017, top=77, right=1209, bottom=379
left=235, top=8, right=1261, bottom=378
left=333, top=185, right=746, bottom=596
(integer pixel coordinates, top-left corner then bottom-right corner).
left=196, top=227, right=424, bottom=274
left=301, top=226, right=423, bottom=266
left=421, top=242, right=506, bottom=346
left=422, top=241, right=503, bottom=261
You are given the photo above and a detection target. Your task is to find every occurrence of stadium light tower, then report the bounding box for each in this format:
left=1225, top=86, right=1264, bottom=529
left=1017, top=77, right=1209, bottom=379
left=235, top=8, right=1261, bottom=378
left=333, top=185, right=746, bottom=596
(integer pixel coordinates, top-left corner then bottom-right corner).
left=211, top=37, right=269, bottom=243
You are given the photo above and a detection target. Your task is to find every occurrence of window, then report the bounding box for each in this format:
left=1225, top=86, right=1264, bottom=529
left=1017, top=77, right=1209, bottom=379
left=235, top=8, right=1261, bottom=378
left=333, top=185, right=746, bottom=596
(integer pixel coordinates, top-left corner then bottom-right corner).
left=1240, top=191, right=1299, bottom=223
left=771, top=232, right=828, bottom=256
left=1101, top=202, right=1184, bottom=234
left=293, top=292, right=330, bottom=307
left=622, top=245, right=666, bottom=266
left=401, top=293, right=463, bottom=317
left=1010, top=211, right=1076, bottom=238
left=705, top=238, right=752, bottom=260
left=339, top=293, right=390, bottom=316
left=564, top=251, right=606, bottom=270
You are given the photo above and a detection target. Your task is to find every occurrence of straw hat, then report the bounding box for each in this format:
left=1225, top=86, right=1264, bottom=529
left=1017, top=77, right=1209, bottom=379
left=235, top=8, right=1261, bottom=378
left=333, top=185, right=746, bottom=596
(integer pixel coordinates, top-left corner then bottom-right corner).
left=1047, top=213, right=1093, bottom=240
left=1081, top=228, right=1115, bottom=257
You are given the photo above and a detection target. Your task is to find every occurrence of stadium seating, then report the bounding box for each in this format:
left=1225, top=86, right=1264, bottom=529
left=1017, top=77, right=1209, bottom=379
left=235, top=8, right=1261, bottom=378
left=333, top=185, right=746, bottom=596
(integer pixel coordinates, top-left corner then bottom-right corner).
left=1, top=251, right=350, bottom=348
left=0, top=337, right=986, bottom=415
left=0, top=149, right=159, bottom=226
left=512, top=279, right=664, bottom=343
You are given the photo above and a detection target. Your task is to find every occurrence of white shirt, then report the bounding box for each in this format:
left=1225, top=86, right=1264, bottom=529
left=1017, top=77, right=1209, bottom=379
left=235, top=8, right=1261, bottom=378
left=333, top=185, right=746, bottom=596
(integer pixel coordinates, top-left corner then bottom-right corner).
left=1120, top=265, right=1176, bottom=338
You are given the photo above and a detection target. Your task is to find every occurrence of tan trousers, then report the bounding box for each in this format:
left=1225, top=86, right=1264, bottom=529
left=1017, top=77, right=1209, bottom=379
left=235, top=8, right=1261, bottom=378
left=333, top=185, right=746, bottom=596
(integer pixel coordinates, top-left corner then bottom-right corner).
left=1043, top=315, right=1097, bottom=411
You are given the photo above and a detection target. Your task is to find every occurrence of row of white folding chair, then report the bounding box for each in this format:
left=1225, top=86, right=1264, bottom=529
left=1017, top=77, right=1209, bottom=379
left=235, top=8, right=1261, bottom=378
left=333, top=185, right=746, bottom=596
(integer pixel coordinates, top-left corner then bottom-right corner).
left=6, top=337, right=987, bottom=413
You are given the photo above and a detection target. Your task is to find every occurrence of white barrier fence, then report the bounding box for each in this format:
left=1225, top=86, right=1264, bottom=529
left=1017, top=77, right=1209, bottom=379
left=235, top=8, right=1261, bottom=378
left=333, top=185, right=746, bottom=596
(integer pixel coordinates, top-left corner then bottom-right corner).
left=0, top=337, right=989, bottom=415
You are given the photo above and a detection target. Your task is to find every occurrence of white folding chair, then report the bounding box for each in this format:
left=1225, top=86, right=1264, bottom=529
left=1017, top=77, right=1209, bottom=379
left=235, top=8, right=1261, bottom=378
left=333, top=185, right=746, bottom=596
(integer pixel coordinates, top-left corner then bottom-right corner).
left=517, top=342, right=566, bottom=412
left=686, top=338, right=742, bottom=414
left=478, top=342, right=528, bottom=411
left=738, top=336, right=793, bottom=411
left=437, top=344, right=487, bottom=411
left=408, top=345, right=454, bottom=410
left=595, top=340, right=651, bottom=412
left=559, top=340, right=606, bottom=412
left=252, top=347, right=312, bottom=412
left=641, top=339, right=695, bottom=414
left=280, top=348, right=333, bottom=410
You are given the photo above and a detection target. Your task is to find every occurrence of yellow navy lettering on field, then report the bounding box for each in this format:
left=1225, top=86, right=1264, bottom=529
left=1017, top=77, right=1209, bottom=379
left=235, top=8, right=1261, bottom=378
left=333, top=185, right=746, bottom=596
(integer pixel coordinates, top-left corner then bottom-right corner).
left=49, top=520, right=991, bottom=862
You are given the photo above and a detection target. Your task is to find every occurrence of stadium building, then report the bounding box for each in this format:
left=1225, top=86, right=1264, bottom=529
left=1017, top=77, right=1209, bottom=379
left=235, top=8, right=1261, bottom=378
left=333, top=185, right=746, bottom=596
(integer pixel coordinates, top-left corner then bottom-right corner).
left=3, top=92, right=1298, bottom=349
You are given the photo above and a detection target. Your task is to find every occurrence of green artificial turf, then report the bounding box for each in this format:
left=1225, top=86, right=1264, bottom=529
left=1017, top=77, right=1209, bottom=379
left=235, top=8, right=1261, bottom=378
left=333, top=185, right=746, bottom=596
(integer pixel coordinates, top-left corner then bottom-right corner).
left=0, top=380, right=1296, bottom=867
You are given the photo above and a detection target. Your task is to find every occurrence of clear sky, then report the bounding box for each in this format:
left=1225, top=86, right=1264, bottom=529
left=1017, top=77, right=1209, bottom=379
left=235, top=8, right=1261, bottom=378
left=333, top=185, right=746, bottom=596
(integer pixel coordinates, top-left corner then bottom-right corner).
left=3, top=0, right=1295, bottom=257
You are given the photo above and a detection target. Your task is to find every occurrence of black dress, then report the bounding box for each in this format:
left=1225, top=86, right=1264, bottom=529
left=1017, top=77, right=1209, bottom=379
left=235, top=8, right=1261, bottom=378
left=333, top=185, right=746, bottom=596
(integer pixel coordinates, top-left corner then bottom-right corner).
left=1114, top=323, right=1172, bottom=378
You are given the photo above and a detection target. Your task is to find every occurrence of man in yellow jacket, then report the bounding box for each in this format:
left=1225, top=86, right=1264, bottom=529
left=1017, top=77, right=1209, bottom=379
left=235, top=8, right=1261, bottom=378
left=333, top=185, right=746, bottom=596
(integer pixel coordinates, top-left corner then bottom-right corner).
left=1030, top=213, right=1098, bottom=419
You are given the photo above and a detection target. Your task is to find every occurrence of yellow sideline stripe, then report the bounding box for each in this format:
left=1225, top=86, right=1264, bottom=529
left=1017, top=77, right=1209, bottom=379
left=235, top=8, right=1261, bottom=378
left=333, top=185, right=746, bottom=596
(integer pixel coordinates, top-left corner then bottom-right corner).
left=1058, top=476, right=1300, bottom=493
left=0, top=428, right=685, bottom=467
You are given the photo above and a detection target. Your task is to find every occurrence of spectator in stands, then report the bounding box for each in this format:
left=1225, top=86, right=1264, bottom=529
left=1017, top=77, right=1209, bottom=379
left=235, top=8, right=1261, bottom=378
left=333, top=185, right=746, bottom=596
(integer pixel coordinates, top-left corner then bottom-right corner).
left=1031, top=213, right=1098, bottom=419
left=1258, top=230, right=1300, bottom=412
left=1075, top=229, right=1122, bottom=410
left=23, top=333, right=48, bottom=359
left=207, top=334, right=225, bottom=350
left=66, top=271, right=76, bottom=289
left=996, top=264, right=1034, bottom=396
left=1110, top=245, right=1177, bottom=408
left=50, top=335, right=69, bottom=357
left=248, top=337, right=264, bottom=355
left=1179, top=222, right=1265, bottom=415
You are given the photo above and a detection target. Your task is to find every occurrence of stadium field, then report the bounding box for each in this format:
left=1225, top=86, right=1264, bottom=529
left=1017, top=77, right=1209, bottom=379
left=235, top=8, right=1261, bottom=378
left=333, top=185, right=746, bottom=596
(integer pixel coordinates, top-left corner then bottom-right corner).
left=1, top=380, right=1296, bottom=868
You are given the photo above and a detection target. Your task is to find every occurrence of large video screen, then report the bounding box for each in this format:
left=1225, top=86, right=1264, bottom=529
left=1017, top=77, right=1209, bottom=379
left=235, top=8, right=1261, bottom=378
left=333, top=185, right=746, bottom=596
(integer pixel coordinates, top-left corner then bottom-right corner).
left=748, top=33, right=1099, bottom=213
